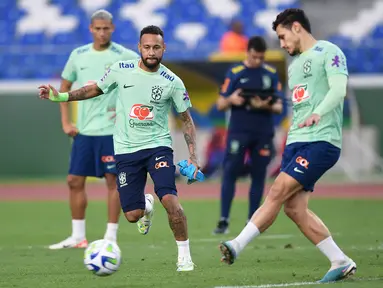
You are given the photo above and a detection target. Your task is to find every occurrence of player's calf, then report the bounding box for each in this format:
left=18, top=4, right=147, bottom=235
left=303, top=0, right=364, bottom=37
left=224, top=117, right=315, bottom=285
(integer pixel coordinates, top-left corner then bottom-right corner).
left=67, top=175, right=87, bottom=219
left=162, top=194, right=188, bottom=240
left=161, top=194, right=194, bottom=271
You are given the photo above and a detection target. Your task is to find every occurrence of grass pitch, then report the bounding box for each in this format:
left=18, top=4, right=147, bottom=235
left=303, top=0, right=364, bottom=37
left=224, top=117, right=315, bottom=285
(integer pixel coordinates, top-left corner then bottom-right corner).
left=0, top=199, right=382, bottom=288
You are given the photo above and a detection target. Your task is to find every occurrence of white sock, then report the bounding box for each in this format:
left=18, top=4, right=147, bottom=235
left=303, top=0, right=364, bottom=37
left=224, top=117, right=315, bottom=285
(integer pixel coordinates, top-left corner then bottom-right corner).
left=232, top=221, right=260, bottom=254
left=176, top=239, right=191, bottom=261
left=316, top=236, right=348, bottom=264
left=72, top=219, right=85, bottom=241
left=104, top=223, right=119, bottom=242
left=144, top=196, right=153, bottom=215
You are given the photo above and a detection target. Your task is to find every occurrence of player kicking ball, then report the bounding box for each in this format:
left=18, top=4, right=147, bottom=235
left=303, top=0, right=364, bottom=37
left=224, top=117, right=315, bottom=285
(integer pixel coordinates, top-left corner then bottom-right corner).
left=39, top=25, right=201, bottom=272
left=219, top=9, right=357, bottom=283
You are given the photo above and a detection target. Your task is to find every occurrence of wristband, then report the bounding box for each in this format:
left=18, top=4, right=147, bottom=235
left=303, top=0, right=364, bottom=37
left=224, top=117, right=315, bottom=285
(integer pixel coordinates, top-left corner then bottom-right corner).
left=49, top=90, right=69, bottom=102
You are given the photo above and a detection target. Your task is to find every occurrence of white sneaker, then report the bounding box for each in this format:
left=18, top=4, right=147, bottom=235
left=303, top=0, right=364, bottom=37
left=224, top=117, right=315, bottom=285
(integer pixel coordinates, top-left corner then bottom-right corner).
left=48, top=237, right=88, bottom=250
left=137, top=194, right=155, bottom=235
left=176, top=258, right=195, bottom=272
left=318, top=258, right=357, bottom=283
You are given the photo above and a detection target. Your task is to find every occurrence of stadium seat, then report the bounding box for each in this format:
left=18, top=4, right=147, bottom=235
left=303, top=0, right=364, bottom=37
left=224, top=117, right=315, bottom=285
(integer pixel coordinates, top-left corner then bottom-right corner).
left=1, top=0, right=382, bottom=77
left=371, top=25, right=383, bottom=39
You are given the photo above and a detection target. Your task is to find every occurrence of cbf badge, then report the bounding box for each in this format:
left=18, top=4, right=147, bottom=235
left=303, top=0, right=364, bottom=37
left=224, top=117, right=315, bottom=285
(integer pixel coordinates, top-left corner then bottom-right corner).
left=230, top=140, right=239, bottom=154
left=262, top=75, right=271, bottom=89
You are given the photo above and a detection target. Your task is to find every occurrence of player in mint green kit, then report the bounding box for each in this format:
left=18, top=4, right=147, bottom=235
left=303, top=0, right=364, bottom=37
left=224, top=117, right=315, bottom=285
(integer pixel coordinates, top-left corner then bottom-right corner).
left=218, top=9, right=357, bottom=283
left=39, top=25, right=199, bottom=272
left=49, top=10, right=139, bottom=250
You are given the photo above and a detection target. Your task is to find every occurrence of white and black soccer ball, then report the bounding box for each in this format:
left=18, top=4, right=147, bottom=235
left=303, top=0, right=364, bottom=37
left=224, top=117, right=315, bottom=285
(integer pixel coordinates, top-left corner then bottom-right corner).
left=84, top=239, right=121, bottom=276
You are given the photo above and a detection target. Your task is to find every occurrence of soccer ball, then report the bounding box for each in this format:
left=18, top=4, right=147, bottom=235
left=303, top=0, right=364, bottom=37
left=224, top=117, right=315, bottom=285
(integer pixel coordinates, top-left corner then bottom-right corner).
left=84, top=239, right=121, bottom=276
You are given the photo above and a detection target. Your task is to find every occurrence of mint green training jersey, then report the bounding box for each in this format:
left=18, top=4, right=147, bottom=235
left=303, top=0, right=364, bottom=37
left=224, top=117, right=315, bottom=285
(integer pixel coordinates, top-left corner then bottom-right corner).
left=286, top=40, right=348, bottom=149
left=96, top=59, right=192, bottom=155
left=62, top=42, right=139, bottom=136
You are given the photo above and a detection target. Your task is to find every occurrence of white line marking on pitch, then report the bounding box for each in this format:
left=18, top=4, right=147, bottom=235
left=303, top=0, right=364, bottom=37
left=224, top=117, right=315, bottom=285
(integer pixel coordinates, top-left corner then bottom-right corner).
left=215, top=281, right=318, bottom=288
left=213, top=277, right=383, bottom=288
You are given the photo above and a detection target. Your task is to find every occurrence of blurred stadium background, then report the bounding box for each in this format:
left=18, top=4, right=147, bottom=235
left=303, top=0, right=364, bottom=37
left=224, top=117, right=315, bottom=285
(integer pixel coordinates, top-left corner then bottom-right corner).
left=1, top=1, right=383, bottom=287
left=1, top=0, right=383, bottom=182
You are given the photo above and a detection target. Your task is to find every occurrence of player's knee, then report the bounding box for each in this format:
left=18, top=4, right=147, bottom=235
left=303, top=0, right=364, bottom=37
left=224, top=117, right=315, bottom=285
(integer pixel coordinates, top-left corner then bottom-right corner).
left=284, top=205, right=298, bottom=220
left=124, top=210, right=143, bottom=223
left=67, top=175, right=85, bottom=191
left=161, top=194, right=183, bottom=215
left=283, top=205, right=306, bottom=225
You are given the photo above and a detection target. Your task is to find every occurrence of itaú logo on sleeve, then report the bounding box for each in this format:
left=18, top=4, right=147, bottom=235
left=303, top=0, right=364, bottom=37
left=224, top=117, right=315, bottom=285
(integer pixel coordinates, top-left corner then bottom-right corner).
left=129, top=104, right=154, bottom=120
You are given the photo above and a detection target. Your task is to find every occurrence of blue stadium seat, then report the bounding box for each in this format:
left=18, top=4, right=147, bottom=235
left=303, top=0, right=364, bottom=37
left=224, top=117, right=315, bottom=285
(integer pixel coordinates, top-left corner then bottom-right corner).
left=327, top=35, right=354, bottom=47
left=0, top=32, right=12, bottom=45
left=276, top=1, right=300, bottom=10
left=371, top=25, right=383, bottom=39
left=0, top=0, right=16, bottom=15
left=51, top=32, right=80, bottom=45
left=16, top=33, right=47, bottom=45
left=4, top=62, right=23, bottom=79
left=360, top=62, right=380, bottom=73
left=2, top=0, right=383, bottom=77
left=34, top=65, right=58, bottom=79
left=50, top=0, right=77, bottom=4
left=242, top=0, right=267, bottom=11
left=247, top=26, right=266, bottom=37
left=113, top=0, right=138, bottom=6
left=113, top=21, right=138, bottom=44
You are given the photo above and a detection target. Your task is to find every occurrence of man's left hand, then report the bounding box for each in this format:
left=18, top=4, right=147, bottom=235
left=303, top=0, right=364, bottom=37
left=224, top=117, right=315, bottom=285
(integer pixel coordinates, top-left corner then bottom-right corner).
left=299, top=113, right=321, bottom=128
left=250, top=96, right=272, bottom=109
left=187, top=156, right=200, bottom=179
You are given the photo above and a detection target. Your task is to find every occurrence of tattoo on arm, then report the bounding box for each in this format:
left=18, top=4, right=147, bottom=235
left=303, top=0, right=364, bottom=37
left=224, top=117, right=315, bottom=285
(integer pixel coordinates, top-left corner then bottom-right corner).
left=68, top=84, right=103, bottom=101
left=179, top=110, right=198, bottom=163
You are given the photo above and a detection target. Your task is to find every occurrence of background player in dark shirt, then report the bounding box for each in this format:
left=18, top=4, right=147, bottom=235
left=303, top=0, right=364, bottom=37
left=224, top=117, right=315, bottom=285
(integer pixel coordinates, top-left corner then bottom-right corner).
left=213, top=36, right=283, bottom=234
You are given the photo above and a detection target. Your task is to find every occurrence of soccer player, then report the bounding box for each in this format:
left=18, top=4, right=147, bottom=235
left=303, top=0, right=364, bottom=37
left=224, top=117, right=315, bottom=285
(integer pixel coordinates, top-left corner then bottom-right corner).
left=49, top=10, right=139, bottom=250
left=39, top=25, right=197, bottom=272
left=218, top=9, right=357, bottom=283
left=213, top=36, right=283, bottom=234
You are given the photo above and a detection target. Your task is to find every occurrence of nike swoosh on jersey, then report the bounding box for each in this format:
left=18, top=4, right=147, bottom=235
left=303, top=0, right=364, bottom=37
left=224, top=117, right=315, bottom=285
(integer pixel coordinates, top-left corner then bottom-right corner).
left=124, top=85, right=134, bottom=88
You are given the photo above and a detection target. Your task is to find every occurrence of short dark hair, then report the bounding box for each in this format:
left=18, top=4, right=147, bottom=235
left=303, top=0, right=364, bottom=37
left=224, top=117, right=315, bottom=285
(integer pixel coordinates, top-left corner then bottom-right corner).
left=272, top=8, right=311, bottom=33
left=247, top=36, right=267, bottom=52
left=140, top=25, right=164, bottom=39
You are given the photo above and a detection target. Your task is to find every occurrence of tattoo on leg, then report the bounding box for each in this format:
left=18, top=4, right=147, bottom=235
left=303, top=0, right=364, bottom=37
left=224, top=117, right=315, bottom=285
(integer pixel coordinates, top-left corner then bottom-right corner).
left=168, top=207, right=188, bottom=241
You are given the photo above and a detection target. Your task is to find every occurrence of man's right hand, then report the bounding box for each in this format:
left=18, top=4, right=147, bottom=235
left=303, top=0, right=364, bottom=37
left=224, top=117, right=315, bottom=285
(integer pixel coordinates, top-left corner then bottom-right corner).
left=39, top=85, right=69, bottom=102
left=229, top=89, right=245, bottom=106
left=63, top=123, right=79, bottom=137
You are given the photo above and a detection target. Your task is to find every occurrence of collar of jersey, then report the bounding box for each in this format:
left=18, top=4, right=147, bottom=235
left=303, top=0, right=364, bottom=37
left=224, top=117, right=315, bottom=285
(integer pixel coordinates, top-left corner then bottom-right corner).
left=90, top=42, right=113, bottom=53
left=300, top=40, right=321, bottom=56
left=137, top=60, right=161, bottom=75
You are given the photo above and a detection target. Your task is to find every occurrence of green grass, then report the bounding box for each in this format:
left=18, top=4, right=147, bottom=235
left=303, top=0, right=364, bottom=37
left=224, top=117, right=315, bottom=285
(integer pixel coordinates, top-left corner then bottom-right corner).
left=0, top=199, right=382, bottom=288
